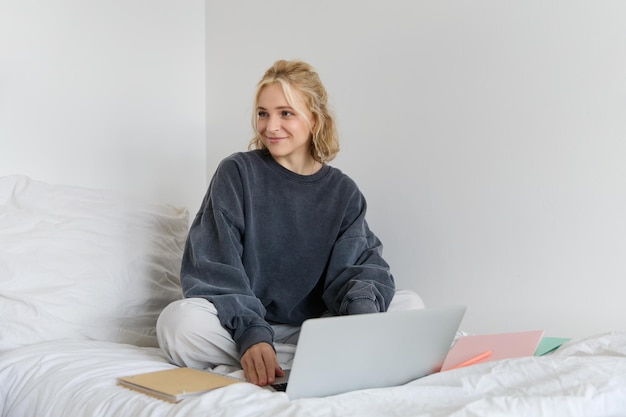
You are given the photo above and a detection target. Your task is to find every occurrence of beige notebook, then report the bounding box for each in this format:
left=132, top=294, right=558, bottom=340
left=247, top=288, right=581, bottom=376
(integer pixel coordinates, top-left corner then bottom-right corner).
left=117, top=367, right=243, bottom=403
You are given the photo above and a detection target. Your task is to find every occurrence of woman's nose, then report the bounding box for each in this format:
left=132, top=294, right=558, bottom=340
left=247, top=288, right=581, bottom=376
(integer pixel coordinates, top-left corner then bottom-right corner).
left=267, top=115, right=281, bottom=131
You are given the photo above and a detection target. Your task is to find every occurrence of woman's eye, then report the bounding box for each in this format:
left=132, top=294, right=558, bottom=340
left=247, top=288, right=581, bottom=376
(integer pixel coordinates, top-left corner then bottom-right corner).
left=281, top=111, right=293, bottom=117
left=257, top=111, right=268, bottom=118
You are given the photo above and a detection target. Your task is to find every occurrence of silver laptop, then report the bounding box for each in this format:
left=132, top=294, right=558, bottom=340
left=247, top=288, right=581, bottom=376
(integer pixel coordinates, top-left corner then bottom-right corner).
left=275, top=305, right=466, bottom=400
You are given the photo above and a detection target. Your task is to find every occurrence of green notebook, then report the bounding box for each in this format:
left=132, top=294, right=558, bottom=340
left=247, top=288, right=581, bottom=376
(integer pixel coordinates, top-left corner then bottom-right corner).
left=535, top=337, right=571, bottom=356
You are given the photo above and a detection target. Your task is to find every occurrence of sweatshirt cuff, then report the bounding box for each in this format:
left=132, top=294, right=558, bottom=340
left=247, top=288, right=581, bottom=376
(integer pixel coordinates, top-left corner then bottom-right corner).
left=237, top=324, right=275, bottom=357
left=346, top=298, right=379, bottom=315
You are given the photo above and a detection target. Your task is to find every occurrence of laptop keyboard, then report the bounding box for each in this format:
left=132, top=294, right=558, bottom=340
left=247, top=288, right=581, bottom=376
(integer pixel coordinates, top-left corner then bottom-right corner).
left=271, top=369, right=290, bottom=392
left=272, top=382, right=288, bottom=392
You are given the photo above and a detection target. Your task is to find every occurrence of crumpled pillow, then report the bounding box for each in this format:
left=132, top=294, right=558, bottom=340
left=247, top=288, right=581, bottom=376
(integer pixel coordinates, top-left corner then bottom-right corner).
left=0, top=175, right=189, bottom=352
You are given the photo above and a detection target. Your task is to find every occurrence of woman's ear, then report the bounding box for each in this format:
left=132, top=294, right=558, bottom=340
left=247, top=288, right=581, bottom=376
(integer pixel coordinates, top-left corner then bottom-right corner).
left=311, top=114, right=319, bottom=132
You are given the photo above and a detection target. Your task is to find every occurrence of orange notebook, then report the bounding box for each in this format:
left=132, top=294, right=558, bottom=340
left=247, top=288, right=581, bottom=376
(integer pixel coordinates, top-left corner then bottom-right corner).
left=441, top=330, right=545, bottom=372
left=117, top=367, right=243, bottom=403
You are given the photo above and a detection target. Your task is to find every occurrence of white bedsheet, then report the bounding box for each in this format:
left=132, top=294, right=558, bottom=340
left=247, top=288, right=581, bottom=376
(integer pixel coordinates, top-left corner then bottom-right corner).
left=1, top=333, right=626, bottom=417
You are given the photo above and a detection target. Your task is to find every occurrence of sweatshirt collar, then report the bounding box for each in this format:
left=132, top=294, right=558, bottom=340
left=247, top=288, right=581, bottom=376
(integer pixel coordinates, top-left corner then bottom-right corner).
left=257, top=150, right=331, bottom=183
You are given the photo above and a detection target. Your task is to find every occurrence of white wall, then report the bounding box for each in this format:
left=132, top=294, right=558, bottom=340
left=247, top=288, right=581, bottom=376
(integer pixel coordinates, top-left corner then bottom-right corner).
left=206, top=1, right=626, bottom=337
left=0, top=0, right=206, bottom=214
left=2, top=1, right=624, bottom=338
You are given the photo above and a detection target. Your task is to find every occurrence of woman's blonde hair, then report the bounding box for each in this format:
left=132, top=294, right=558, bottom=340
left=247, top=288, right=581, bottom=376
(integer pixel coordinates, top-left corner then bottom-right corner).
left=249, top=60, right=340, bottom=163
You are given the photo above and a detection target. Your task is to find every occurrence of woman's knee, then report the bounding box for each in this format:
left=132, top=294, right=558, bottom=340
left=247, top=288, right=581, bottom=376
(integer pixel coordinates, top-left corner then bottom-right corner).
left=156, top=298, right=238, bottom=368
left=388, top=289, right=425, bottom=311
left=156, top=298, right=220, bottom=349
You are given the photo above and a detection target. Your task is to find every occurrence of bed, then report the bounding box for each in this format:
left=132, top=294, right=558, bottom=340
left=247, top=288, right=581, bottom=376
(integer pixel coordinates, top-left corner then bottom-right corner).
left=2, top=175, right=625, bottom=417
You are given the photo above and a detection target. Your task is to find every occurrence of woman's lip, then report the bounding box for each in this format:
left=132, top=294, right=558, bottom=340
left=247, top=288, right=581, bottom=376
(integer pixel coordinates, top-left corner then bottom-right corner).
left=267, top=136, right=286, bottom=143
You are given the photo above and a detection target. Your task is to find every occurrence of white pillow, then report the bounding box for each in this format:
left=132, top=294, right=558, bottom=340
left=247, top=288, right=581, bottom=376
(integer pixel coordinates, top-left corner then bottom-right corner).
left=0, top=175, right=189, bottom=352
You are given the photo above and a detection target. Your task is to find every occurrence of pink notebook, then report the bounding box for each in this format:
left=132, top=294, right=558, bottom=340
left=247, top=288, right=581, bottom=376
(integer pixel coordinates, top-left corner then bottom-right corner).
left=441, top=330, right=545, bottom=371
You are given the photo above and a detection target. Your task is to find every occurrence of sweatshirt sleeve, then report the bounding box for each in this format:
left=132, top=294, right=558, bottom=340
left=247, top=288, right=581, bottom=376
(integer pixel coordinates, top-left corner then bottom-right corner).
left=322, top=191, right=396, bottom=316
left=180, top=161, right=274, bottom=357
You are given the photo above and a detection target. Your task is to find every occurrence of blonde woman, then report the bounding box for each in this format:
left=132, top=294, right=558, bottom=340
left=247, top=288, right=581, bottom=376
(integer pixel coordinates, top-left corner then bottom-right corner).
left=157, top=60, right=423, bottom=387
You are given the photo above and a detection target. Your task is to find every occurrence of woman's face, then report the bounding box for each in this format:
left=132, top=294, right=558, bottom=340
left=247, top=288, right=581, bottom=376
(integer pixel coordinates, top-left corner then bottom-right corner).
left=256, top=83, right=314, bottom=172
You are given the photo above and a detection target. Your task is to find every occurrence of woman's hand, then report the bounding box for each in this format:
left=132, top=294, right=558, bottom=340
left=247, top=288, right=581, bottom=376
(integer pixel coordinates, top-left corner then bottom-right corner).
left=240, top=342, right=284, bottom=386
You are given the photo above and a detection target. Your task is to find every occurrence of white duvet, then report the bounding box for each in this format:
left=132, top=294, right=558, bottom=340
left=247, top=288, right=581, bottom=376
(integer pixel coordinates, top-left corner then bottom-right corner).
left=1, top=332, right=626, bottom=417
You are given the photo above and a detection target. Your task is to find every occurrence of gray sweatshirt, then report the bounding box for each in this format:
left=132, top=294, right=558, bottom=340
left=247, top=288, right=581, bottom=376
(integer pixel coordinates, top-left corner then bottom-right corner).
left=181, top=150, right=395, bottom=356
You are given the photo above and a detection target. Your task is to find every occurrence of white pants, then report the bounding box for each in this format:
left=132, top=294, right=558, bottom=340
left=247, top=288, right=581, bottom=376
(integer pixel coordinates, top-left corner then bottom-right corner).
left=156, top=290, right=424, bottom=371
